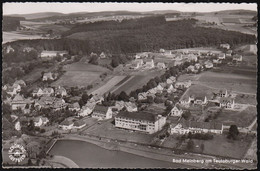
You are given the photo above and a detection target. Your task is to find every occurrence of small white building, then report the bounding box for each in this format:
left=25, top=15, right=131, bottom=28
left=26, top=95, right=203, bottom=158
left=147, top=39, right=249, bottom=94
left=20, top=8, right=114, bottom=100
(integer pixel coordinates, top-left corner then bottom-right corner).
left=157, top=62, right=166, bottom=69
left=232, top=54, right=243, bottom=62
left=169, top=105, right=183, bottom=117
left=220, top=43, right=230, bottom=49
left=138, top=92, right=147, bottom=101
left=34, top=117, right=49, bottom=127
left=40, top=50, right=68, bottom=59
left=145, top=59, right=155, bottom=69
left=218, top=53, right=226, bottom=60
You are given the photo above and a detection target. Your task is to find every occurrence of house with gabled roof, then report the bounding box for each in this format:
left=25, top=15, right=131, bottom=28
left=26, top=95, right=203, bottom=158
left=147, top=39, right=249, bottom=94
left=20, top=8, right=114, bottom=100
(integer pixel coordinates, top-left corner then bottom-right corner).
left=32, top=88, right=44, bottom=97
left=138, top=92, right=147, bottom=101
left=124, top=102, right=138, bottom=112
left=167, top=84, right=176, bottom=94
left=59, top=119, right=74, bottom=130
left=145, top=59, right=154, bottom=69
left=42, top=72, right=54, bottom=81
left=11, top=94, right=33, bottom=110
left=100, top=52, right=106, bottom=59
left=194, top=96, right=208, bottom=105
left=219, top=97, right=235, bottom=109
left=218, top=53, right=226, bottom=60
left=68, top=102, right=81, bottom=112
left=52, top=98, right=68, bottom=111
left=166, top=76, right=176, bottom=85
left=33, top=117, right=49, bottom=127
left=170, top=105, right=183, bottom=117
left=204, top=60, right=213, bottom=69
left=157, top=62, right=166, bottom=69
left=92, top=105, right=112, bottom=120
left=55, top=86, right=67, bottom=97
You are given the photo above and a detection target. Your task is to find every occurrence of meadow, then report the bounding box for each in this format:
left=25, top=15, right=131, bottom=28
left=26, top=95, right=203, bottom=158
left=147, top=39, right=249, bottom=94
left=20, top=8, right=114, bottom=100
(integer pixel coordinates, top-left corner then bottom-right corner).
left=52, top=62, right=109, bottom=87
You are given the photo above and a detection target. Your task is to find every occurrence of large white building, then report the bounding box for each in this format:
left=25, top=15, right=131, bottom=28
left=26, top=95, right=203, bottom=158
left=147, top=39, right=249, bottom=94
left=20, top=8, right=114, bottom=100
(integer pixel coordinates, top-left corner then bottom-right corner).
left=115, top=111, right=166, bottom=134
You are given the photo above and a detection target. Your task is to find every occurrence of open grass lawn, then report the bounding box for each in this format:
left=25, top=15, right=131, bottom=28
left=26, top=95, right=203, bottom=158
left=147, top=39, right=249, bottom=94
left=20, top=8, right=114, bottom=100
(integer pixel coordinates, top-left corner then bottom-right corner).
left=52, top=71, right=101, bottom=87
left=83, top=118, right=154, bottom=144
left=234, top=94, right=257, bottom=105
left=213, top=106, right=256, bottom=127
left=182, top=84, right=215, bottom=100
left=193, top=134, right=254, bottom=158
left=196, top=71, right=257, bottom=94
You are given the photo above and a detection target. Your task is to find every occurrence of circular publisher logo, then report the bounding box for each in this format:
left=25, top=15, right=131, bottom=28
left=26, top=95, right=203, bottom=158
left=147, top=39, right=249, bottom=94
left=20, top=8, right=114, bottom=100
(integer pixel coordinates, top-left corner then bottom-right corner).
left=8, top=144, right=26, bottom=163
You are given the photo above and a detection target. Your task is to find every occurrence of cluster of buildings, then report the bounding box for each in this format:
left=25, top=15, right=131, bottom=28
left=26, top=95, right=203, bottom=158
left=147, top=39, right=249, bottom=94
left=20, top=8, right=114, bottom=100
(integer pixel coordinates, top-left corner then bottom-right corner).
left=138, top=76, right=177, bottom=101
left=131, top=58, right=155, bottom=70
left=3, top=80, right=26, bottom=97
left=59, top=119, right=86, bottom=130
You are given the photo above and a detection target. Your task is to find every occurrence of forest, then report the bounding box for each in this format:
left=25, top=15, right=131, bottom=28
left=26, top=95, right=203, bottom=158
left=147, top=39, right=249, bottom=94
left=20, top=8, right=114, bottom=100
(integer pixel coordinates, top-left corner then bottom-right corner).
left=3, top=16, right=256, bottom=62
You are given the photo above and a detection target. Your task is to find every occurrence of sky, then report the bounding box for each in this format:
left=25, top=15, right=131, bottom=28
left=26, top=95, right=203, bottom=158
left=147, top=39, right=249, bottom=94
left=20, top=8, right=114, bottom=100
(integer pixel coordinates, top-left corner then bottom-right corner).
left=3, top=2, right=257, bottom=15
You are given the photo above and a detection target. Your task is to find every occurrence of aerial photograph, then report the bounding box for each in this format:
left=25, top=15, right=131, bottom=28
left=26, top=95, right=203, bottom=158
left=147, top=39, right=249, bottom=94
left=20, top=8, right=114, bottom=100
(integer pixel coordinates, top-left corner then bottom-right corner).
left=2, top=2, right=257, bottom=169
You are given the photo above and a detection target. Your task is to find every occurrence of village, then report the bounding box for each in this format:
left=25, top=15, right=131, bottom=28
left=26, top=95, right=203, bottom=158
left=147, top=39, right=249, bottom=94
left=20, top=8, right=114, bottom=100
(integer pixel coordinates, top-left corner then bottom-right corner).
left=2, top=39, right=257, bottom=167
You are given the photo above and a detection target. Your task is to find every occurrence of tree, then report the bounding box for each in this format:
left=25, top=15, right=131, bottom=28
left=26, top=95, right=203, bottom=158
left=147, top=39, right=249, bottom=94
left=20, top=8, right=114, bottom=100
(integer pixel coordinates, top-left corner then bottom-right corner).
left=118, top=91, right=129, bottom=101
left=187, top=139, right=194, bottom=151
left=227, top=125, right=239, bottom=140
left=81, top=93, right=89, bottom=104
left=111, top=58, right=119, bottom=68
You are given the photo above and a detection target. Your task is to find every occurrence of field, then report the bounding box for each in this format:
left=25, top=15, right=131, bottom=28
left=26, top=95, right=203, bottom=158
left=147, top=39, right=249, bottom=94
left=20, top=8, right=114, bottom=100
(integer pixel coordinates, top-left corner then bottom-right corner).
left=3, top=31, right=45, bottom=43
left=213, top=106, right=256, bottom=127
left=194, top=134, right=254, bottom=158
left=194, top=70, right=257, bottom=94
left=52, top=62, right=109, bottom=87
left=113, top=70, right=164, bottom=95
left=90, top=76, right=126, bottom=96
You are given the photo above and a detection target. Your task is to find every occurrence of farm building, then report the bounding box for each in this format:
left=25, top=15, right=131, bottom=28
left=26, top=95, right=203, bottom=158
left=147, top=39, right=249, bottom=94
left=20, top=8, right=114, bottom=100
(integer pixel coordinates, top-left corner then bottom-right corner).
left=115, top=111, right=166, bottom=134
left=11, top=94, right=33, bottom=110
left=204, top=60, right=213, bottom=69
left=218, top=53, right=226, bottom=60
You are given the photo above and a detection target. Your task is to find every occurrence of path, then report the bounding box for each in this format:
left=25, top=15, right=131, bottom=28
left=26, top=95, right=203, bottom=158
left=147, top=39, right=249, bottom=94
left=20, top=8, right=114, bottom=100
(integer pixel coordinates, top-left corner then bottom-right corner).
left=49, top=155, right=79, bottom=168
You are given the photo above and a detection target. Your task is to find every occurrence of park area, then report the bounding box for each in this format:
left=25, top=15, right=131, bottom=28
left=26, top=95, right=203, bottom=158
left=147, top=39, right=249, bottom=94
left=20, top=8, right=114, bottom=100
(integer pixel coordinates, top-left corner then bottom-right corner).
left=52, top=62, right=110, bottom=87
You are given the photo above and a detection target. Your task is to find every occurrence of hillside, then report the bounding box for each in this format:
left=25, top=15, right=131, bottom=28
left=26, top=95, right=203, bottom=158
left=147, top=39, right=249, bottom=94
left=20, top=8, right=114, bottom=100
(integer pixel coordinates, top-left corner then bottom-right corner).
left=4, top=16, right=256, bottom=57
left=2, top=16, right=25, bottom=31
left=7, top=12, right=65, bottom=20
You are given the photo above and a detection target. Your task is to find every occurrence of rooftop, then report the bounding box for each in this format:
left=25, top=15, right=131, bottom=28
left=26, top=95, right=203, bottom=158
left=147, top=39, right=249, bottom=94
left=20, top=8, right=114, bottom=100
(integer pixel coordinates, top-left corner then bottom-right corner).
left=116, top=111, right=162, bottom=122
